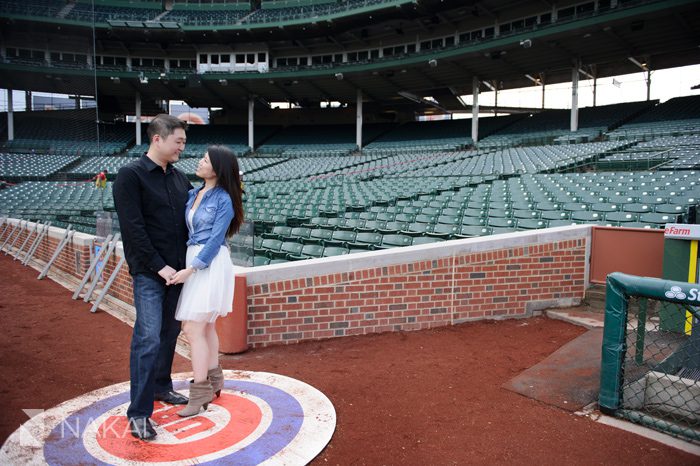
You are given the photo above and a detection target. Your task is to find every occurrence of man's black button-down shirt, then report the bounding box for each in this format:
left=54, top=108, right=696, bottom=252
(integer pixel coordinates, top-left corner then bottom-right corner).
left=113, top=154, right=192, bottom=277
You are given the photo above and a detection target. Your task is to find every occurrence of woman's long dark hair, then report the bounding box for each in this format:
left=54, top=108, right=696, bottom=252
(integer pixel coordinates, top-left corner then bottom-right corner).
left=207, top=145, right=244, bottom=237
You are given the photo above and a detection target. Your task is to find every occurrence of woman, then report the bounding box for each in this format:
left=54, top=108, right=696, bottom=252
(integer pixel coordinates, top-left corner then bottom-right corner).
left=168, top=145, right=244, bottom=417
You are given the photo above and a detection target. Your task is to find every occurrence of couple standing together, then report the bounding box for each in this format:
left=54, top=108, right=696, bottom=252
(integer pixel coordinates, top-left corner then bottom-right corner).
left=113, top=114, right=244, bottom=440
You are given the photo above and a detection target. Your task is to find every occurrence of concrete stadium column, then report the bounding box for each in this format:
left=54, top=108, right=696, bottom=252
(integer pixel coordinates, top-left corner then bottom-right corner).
left=135, top=94, right=142, bottom=146
left=541, top=81, right=546, bottom=109
left=493, top=81, right=499, bottom=117
left=248, top=98, right=254, bottom=152
left=471, top=77, right=479, bottom=143
left=571, top=62, right=579, bottom=132
left=356, top=89, right=363, bottom=151
left=593, top=75, right=597, bottom=107
left=7, top=89, right=14, bottom=141
left=645, top=69, right=651, bottom=101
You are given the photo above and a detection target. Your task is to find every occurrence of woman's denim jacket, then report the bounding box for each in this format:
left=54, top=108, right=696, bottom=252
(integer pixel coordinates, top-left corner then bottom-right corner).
left=185, top=186, right=234, bottom=270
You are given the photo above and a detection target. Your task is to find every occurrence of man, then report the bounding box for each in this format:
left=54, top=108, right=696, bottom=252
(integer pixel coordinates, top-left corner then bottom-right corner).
left=113, top=114, right=192, bottom=441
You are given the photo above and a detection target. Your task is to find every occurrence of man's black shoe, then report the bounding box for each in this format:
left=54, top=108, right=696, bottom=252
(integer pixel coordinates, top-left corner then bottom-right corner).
left=128, top=417, right=157, bottom=441
left=154, top=390, right=189, bottom=405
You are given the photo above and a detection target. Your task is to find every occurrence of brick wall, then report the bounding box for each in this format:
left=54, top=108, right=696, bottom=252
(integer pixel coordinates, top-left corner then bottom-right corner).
left=239, top=226, right=591, bottom=348
left=1, top=219, right=591, bottom=350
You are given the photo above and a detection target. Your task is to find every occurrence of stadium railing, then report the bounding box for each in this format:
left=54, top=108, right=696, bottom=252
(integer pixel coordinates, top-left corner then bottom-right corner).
left=599, top=272, right=700, bottom=444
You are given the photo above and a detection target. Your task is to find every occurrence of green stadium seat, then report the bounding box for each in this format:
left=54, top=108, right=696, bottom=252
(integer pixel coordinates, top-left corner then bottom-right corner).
left=517, top=219, right=549, bottom=230
left=322, top=246, right=349, bottom=257
left=428, top=223, right=459, bottom=238
left=458, top=226, right=491, bottom=237
left=606, top=212, right=639, bottom=224
left=352, top=232, right=383, bottom=249
left=261, top=238, right=283, bottom=251
left=280, top=241, right=304, bottom=258
left=379, top=234, right=413, bottom=249
left=639, top=212, right=675, bottom=225
left=301, top=244, right=324, bottom=258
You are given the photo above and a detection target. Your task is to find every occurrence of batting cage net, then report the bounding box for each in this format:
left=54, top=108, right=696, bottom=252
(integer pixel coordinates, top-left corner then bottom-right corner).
left=599, top=272, right=700, bottom=444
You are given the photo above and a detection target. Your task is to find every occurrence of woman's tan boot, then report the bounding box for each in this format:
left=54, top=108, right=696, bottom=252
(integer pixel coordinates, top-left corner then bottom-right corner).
left=208, top=365, right=224, bottom=398
left=177, top=381, right=213, bottom=417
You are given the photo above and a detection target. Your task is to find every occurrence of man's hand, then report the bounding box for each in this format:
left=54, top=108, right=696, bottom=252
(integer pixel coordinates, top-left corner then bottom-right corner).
left=158, top=265, right=177, bottom=284
left=168, top=267, right=195, bottom=285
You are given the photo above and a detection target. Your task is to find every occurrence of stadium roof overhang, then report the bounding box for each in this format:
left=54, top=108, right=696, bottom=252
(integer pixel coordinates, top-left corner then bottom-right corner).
left=0, top=0, right=698, bottom=114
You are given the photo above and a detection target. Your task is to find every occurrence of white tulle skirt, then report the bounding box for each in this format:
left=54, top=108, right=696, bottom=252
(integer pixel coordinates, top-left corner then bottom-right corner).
left=175, top=245, right=234, bottom=323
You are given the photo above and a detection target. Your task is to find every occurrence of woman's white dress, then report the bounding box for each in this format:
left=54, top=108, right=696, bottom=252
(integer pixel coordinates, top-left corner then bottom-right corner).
left=175, top=209, right=235, bottom=323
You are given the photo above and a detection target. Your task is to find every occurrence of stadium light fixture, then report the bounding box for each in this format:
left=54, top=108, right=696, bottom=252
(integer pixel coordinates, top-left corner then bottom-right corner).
left=627, top=57, right=648, bottom=71
left=525, top=74, right=542, bottom=85
left=482, top=81, right=495, bottom=91
left=578, top=68, right=595, bottom=79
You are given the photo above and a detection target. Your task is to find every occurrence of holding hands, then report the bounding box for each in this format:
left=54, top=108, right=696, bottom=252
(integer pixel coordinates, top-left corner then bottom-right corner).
left=159, top=265, right=195, bottom=285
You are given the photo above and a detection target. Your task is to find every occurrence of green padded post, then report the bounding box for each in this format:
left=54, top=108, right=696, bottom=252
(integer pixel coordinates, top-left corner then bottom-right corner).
left=661, top=238, right=690, bottom=333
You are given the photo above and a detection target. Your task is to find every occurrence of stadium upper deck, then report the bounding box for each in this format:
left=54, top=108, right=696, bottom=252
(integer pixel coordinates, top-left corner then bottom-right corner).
left=1, top=0, right=698, bottom=112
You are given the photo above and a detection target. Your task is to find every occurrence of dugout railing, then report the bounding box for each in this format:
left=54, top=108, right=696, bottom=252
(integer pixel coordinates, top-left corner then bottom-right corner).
left=599, top=272, right=700, bottom=444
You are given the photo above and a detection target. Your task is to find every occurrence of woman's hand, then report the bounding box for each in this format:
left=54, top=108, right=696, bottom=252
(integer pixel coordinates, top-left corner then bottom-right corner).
left=167, top=267, right=195, bottom=285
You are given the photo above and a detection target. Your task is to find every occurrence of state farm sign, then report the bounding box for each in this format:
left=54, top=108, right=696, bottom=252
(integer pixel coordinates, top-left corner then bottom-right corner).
left=664, top=224, right=700, bottom=240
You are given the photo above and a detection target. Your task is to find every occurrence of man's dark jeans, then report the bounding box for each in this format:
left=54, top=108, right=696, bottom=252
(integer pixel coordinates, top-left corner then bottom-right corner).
left=126, top=273, right=182, bottom=420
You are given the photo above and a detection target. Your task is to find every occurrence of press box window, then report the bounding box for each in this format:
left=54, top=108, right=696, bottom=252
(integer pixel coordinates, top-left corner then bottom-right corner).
left=236, top=54, right=245, bottom=64
left=211, top=55, right=220, bottom=65
left=220, top=54, right=230, bottom=63
left=258, top=52, right=266, bottom=62
left=247, top=54, right=255, bottom=64
left=577, top=2, right=594, bottom=16
left=558, top=7, right=575, bottom=20
left=199, top=54, right=207, bottom=64
left=370, top=49, right=379, bottom=59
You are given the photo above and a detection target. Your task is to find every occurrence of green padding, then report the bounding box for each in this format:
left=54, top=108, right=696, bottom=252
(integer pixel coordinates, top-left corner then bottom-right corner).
left=661, top=239, right=691, bottom=332
left=599, top=272, right=700, bottom=413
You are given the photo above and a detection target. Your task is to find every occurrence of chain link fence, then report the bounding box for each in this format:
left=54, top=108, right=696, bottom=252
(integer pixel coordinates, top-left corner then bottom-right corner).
left=599, top=273, right=700, bottom=445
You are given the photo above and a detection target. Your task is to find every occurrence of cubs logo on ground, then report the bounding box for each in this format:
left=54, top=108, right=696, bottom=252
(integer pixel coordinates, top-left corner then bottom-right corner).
left=0, top=371, right=336, bottom=465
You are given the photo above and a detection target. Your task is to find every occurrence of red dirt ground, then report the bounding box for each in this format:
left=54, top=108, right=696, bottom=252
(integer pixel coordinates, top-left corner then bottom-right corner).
left=1, top=254, right=697, bottom=465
